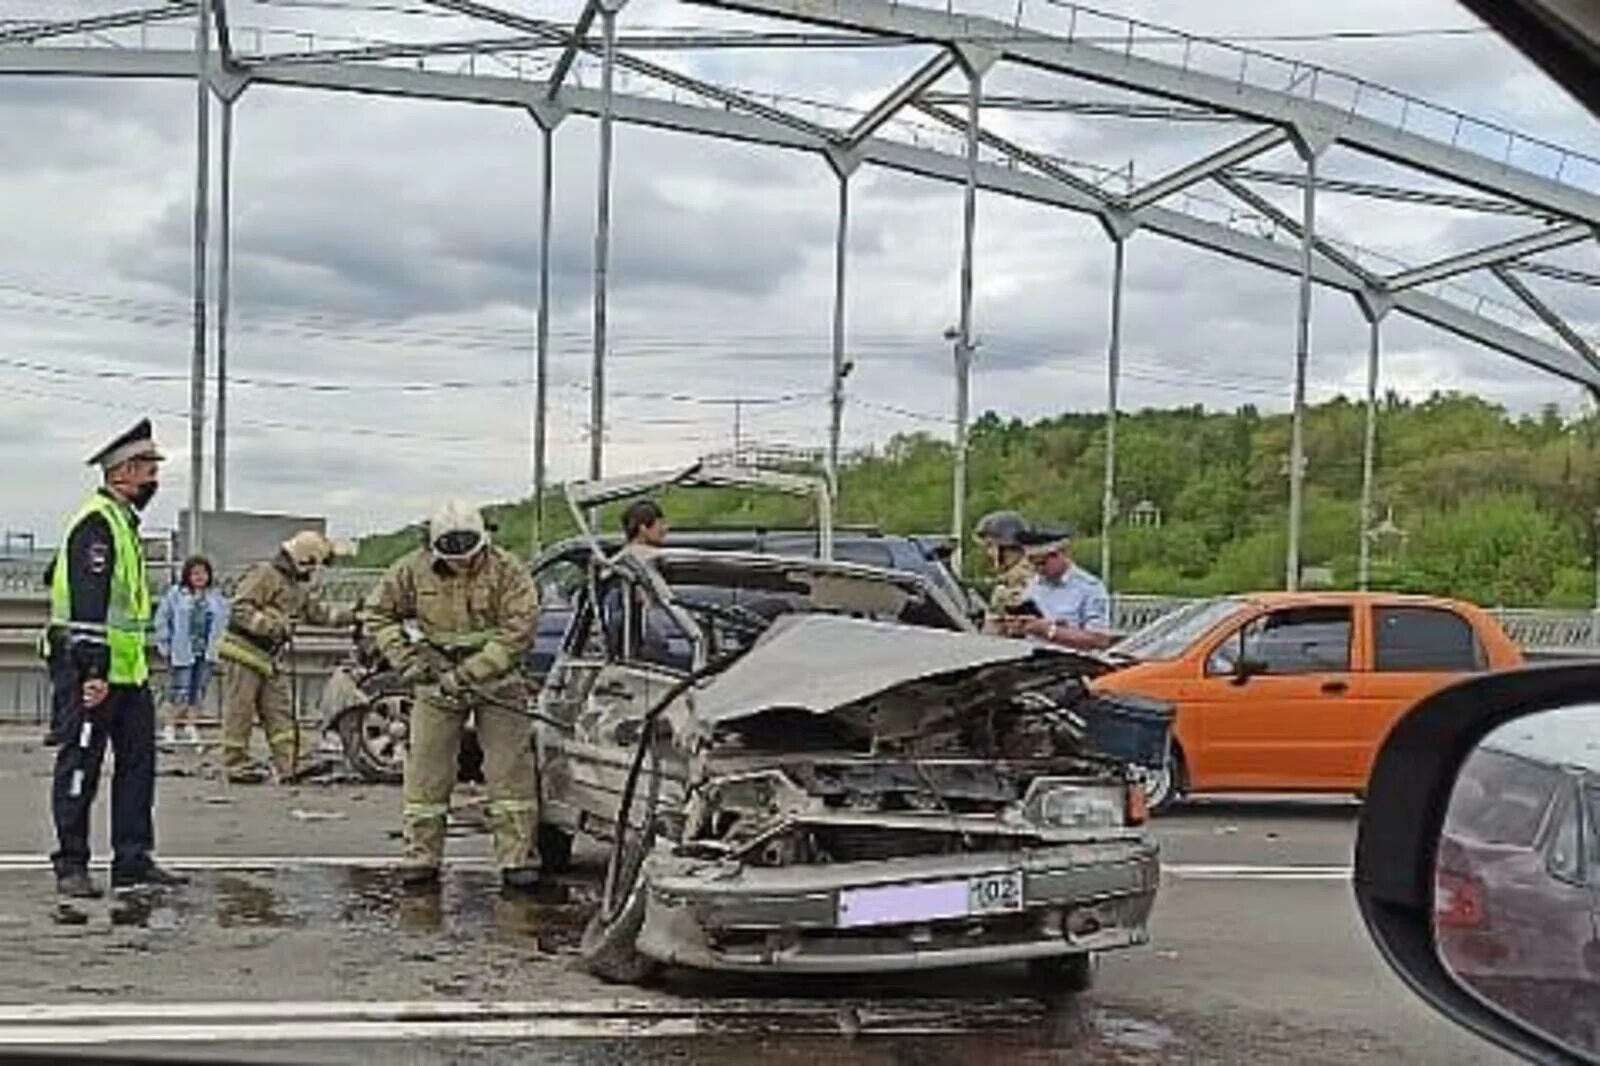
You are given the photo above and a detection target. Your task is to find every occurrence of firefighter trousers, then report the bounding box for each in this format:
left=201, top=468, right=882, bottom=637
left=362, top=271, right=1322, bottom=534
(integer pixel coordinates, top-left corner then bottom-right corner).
left=402, top=692, right=538, bottom=873
left=219, top=662, right=300, bottom=777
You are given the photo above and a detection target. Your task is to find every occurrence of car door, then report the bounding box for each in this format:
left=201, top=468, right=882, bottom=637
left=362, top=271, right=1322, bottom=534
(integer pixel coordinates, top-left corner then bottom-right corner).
left=1187, top=603, right=1356, bottom=790
left=1351, top=604, right=1487, bottom=786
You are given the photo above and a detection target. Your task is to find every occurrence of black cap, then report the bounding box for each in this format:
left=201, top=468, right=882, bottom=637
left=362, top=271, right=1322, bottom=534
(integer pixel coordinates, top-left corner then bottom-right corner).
left=87, top=418, right=164, bottom=471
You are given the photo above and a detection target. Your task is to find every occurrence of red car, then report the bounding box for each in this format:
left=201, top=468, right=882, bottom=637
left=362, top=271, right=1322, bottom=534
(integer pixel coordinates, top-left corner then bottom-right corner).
left=1435, top=707, right=1600, bottom=1051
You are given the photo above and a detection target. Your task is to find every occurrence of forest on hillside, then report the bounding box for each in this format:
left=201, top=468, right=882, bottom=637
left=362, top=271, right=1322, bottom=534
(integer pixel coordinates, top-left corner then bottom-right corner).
left=354, top=392, right=1600, bottom=609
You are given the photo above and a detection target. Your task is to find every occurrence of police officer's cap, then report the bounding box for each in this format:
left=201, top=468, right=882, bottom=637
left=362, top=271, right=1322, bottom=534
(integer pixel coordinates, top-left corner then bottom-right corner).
left=87, top=418, right=165, bottom=471
left=1020, top=523, right=1074, bottom=558
left=974, top=510, right=1028, bottom=548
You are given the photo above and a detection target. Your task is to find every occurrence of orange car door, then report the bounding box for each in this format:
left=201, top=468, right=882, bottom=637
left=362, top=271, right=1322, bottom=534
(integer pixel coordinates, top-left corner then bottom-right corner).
left=1349, top=604, right=1487, bottom=785
left=1190, top=604, right=1356, bottom=790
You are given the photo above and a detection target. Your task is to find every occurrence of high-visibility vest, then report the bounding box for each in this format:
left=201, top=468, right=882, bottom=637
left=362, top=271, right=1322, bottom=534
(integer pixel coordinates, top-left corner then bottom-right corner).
left=49, top=494, right=151, bottom=685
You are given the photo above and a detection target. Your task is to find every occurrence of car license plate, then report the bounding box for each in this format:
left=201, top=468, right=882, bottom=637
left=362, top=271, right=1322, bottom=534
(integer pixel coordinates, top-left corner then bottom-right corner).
left=837, top=871, right=1024, bottom=928
left=967, top=870, right=1024, bottom=916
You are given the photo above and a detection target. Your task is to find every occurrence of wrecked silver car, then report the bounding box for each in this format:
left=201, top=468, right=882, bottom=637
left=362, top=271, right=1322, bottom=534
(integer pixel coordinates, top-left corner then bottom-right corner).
left=539, top=542, right=1167, bottom=988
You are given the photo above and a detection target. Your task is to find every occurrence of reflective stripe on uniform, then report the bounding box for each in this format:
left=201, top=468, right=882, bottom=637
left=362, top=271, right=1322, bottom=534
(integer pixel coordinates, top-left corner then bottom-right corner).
left=266, top=728, right=299, bottom=748
left=218, top=632, right=276, bottom=675
left=402, top=803, right=449, bottom=824
left=487, top=799, right=534, bottom=815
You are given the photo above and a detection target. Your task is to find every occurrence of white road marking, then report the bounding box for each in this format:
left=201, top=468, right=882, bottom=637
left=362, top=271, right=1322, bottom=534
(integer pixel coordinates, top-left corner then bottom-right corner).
left=0, top=999, right=1040, bottom=1045
left=1163, top=863, right=1351, bottom=881
left=0, top=855, right=1354, bottom=879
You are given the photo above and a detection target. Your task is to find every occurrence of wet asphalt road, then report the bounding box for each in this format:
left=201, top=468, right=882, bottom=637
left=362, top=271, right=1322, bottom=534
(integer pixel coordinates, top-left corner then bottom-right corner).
left=0, top=733, right=1512, bottom=1065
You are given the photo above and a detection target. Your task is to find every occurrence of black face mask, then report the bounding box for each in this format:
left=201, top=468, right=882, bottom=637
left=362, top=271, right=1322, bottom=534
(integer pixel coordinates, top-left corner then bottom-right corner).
left=129, top=480, right=159, bottom=511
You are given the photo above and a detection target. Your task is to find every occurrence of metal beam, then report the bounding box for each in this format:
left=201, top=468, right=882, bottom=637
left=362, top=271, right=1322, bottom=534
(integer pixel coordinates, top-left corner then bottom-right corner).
left=1211, top=170, right=1379, bottom=286
left=210, top=0, right=234, bottom=70
left=1101, top=235, right=1126, bottom=592
left=545, top=0, right=599, bottom=100
left=920, top=93, right=1235, bottom=122
left=1285, top=148, right=1317, bottom=592
left=843, top=50, right=957, bottom=148
left=424, top=0, right=839, bottom=143
left=911, top=99, right=1112, bottom=205
left=1356, top=302, right=1388, bottom=590
left=826, top=170, right=850, bottom=501
left=685, top=0, right=1600, bottom=224
left=533, top=121, right=555, bottom=552
left=0, top=3, right=188, bottom=46
left=1491, top=265, right=1600, bottom=372
left=1385, top=224, right=1592, bottom=292
left=590, top=1, right=621, bottom=481
left=188, top=2, right=211, bottom=552
left=1224, top=166, right=1556, bottom=220
left=1510, top=259, right=1600, bottom=287
left=1124, top=127, right=1288, bottom=212
left=950, top=54, right=988, bottom=574
left=214, top=94, right=234, bottom=513
left=262, top=31, right=905, bottom=64
left=7, top=46, right=1595, bottom=390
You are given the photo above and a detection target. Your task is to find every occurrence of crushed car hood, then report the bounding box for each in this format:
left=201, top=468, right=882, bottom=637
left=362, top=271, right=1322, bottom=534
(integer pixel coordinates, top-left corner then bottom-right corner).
left=690, top=614, right=1107, bottom=725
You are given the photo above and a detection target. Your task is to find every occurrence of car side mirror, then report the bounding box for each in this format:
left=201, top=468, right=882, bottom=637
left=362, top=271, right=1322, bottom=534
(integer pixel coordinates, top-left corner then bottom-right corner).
left=1356, top=665, right=1600, bottom=1065
left=1231, top=657, right=1268, bottom=686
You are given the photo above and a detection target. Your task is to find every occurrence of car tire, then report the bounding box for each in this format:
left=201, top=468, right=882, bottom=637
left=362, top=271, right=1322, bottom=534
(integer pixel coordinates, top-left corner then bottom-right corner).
left=538, top=822, right=575, bottom=875
left=1028, top=951, right=1095, bottom=993
left=1141, top=745, right=1187, bottom=814
left=336, top=688, right=409, bottom=785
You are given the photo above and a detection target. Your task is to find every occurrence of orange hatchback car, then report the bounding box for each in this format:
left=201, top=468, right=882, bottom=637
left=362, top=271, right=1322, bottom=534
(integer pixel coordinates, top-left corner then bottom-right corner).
left=1093, top=593, right=1524, bottom=809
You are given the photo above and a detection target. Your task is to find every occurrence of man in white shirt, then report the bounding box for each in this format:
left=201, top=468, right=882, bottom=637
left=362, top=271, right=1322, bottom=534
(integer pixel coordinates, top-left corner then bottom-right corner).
left=1000, top=525, right=1113, bottom=651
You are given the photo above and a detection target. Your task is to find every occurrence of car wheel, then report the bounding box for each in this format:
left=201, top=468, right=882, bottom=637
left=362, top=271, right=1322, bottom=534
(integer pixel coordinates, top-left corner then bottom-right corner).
left=1140, top=746, right=1187, bottom=814
left=579, top=835, right=658, bottom=985
left=1027, top=951, right=1095, bottom=993
left=538, top=822, right=575, bottom=875
left=337, top=692, right=408, bottom=785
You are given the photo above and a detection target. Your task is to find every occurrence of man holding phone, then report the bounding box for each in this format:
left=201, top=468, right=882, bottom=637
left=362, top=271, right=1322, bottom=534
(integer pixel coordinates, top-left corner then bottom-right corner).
left=45, top=419, right=187, bottom=899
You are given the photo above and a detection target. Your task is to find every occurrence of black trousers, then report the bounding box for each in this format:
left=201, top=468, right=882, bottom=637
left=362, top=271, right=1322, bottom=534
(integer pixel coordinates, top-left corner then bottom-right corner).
left=48, top=655, right=156, bottom=877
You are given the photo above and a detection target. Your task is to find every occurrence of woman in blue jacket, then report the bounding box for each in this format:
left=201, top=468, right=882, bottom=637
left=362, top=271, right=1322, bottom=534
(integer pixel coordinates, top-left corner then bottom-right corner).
left=153, top=556, right=229, bottom=746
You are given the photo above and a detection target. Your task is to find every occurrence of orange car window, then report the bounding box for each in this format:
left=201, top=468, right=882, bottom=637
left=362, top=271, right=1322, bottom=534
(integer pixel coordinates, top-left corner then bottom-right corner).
left=1235, top=606, right=1352, bottom=675
left=1373, top=606, right=1484, bottom=672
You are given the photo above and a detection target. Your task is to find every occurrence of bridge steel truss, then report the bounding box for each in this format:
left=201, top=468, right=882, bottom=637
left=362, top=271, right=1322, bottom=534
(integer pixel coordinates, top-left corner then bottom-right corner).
left=2, top=0, right=1597, bottom=585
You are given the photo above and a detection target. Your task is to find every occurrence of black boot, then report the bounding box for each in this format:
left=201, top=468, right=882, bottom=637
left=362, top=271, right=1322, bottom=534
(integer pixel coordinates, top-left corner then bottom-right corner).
left=56, top=870, right=104, bottom=899
left=400, top=863, right=441, bottom=889
left=501, top=866, right=540, bottom=894
left=112, top=861, right=190, bottom=889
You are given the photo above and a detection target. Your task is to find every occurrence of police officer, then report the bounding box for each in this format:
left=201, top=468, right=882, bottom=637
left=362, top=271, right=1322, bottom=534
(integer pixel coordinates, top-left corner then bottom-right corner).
left=217, top=530, right=352, bottom=783
left=47, top=419, right=188, bottom=898
left=973, top=510, right=1032, bottom=634
left=1006, top=524, right=1113, bottom=650
left=361, top=501, right=541, bottom=892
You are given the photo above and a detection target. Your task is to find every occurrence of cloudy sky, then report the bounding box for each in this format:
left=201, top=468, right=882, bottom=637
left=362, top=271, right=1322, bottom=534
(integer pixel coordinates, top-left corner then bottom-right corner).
left=0, top=0, right=1595, bottom=543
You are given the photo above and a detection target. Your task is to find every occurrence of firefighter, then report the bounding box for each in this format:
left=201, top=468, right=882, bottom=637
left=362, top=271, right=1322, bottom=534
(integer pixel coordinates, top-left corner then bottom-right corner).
left=361, top=501, right=541, bottom=892
left=217, top=531, right=351, bottom=783
left=46, top=418, right=188, bottom=897
left=974, top=509, right=1032, bottom=633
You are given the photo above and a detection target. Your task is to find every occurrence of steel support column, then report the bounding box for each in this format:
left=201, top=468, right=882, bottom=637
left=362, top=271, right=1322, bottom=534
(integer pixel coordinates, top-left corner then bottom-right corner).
left=213, top=93, right=234, bottom=513
left=1286, top=144, right=1319, bottom=592
left=1356, top=296, right=1390, bottom=590
left=589, top=1, right=622, bottom=482
left=1101, top=232, right=1127, bottom=590
left=533, top=119, right=555, bottom=553
left=950, top=48, right=993, bottom=573
left=188, top=2, right=211, bottom=551
left=825, top=163, right=852, bottom=501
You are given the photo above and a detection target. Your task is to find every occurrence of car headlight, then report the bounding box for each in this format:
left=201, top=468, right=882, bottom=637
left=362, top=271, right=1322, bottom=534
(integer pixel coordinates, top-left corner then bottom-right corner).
left=1022, top=778, right=1126, bottom=830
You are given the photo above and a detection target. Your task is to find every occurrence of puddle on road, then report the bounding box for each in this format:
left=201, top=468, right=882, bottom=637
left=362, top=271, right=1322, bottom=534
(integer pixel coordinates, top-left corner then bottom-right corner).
left=1091, top=1009, right=1179, bottom=1053
left=82, top=867, right=596, bottom=955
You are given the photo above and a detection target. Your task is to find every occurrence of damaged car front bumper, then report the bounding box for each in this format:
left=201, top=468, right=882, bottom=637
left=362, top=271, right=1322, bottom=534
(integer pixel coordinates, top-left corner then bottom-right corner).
left=633, top=835, right=1158, bottom=973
